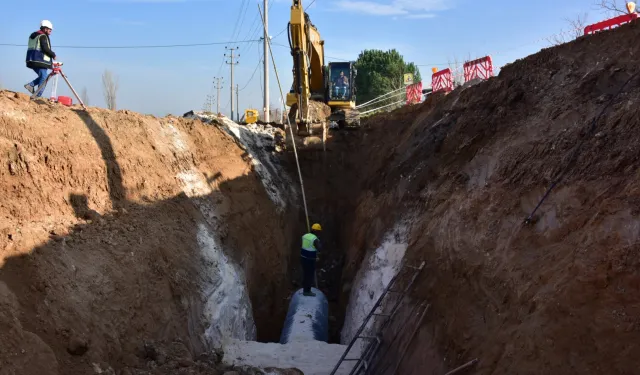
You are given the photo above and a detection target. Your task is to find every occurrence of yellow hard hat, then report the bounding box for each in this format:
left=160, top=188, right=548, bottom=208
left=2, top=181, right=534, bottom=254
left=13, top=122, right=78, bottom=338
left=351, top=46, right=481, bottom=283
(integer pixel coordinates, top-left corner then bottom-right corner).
left=311, top=223, right=322, bottom=231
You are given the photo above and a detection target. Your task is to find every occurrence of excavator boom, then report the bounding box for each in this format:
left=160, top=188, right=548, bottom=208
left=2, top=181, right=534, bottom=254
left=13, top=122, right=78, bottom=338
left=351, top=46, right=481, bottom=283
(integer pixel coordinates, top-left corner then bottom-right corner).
left=285, top=0, right=360, bottom=148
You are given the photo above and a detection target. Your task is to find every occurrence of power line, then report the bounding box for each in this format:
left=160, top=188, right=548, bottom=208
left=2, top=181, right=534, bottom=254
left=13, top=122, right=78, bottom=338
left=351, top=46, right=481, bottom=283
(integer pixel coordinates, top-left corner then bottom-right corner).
left=235, top=0, right=252, bottom=39
left=273, top=25, right=288, bottom=40
left=240, top=58, right=262, bottom=91
left=0, top=39, right=262, bottom=49
left=229, top=0, right=250, bottom=43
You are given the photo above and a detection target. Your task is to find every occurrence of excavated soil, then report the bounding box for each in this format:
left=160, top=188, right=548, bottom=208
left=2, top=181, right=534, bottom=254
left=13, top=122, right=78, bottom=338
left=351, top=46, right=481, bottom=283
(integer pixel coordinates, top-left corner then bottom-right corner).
left=5, top=17, right=640, bottom=375
left=0, top=92, right=295, bottom=374
left=321, top=21, right=640, bottom=374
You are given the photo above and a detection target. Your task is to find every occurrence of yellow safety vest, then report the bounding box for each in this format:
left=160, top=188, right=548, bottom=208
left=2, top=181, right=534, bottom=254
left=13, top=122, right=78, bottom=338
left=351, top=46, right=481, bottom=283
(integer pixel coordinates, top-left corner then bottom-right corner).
left=301, top=233, right=318, bottom=252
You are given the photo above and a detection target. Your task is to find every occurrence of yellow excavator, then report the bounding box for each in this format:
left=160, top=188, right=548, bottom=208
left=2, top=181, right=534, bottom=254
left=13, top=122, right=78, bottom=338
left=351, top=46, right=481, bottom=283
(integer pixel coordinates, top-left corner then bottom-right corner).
left=285, top=0, right=360, bottom=146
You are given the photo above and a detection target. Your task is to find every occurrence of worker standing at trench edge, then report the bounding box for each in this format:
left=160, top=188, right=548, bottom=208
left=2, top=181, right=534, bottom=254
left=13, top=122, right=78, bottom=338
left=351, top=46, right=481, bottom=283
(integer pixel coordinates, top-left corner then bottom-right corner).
left=24, top=20, right=56, bottom=97
left=301, top=223, right=323, bottom=297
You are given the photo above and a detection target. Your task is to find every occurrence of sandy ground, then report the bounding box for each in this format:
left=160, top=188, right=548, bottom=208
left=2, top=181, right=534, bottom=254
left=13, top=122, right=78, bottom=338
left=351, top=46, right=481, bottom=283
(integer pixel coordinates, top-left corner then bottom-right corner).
left=0, top=93, right=295, bottom=374
left=333, top=21, right=640, bottom=375
left=221, top=338, right=355, bottom=375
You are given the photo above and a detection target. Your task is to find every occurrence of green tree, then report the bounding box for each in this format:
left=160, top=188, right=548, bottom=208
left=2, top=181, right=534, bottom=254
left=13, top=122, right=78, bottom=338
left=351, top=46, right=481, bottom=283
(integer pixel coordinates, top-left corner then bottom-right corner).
left=354, top=49, right=422, bottom=108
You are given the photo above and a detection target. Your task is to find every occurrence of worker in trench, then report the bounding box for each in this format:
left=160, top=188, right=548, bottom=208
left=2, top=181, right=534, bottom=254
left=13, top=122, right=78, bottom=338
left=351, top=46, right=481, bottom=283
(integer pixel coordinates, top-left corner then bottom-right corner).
left=300, top=223, right=323, bottom=297
left=24, top=20, right=57, bottom=97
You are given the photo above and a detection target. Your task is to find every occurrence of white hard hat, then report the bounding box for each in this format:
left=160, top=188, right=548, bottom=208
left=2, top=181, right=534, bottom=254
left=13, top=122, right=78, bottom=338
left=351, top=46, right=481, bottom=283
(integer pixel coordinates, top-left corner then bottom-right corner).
left=40, top=20, right=53, bottom=30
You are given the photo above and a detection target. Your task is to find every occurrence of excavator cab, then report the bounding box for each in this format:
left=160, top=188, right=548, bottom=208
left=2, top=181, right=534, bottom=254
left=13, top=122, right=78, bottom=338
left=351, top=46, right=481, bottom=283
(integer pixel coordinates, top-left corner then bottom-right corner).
left=326, top=61, right=359, bottom=128
left=326, top=62, right=356, bottom=104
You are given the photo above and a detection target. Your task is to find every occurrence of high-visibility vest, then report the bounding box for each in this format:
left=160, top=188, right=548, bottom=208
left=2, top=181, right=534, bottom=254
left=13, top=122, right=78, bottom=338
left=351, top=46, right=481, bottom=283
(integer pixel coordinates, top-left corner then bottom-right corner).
left=26, top=33, right=52, bottom=66
left=301, top=233, right=318, bottom=252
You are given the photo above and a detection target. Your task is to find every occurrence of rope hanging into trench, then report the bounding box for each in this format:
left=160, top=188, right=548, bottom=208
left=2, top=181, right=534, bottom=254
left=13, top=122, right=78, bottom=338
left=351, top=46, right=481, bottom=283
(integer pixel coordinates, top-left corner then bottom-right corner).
left=525, top=70, right=639, bottom=224
left=258, top=4, right=318, bottom=289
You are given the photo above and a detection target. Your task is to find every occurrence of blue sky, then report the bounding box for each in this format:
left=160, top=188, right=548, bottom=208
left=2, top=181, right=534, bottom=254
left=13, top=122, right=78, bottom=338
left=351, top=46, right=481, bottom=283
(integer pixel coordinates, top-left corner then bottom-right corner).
left=0, top=0, right=619, bottom=116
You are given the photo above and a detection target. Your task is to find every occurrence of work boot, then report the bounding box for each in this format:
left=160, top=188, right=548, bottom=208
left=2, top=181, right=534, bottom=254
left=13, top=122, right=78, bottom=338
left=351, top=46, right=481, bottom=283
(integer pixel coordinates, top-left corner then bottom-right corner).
left=24, top=83, right=34, bottom=94
left=303, top=291, right=316, bottom=297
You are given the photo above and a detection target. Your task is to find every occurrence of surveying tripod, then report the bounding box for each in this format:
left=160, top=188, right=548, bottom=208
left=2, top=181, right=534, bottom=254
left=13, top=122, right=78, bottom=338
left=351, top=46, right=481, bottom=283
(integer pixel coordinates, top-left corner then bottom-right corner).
left=31, top=62, right=87, bottom=110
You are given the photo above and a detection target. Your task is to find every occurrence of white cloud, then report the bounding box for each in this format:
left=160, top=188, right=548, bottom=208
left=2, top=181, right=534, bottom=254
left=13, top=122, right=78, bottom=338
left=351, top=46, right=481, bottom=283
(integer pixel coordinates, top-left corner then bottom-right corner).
left=332, top=0, right=449, bottom=17
left=405, top=13, right=436, bottom=19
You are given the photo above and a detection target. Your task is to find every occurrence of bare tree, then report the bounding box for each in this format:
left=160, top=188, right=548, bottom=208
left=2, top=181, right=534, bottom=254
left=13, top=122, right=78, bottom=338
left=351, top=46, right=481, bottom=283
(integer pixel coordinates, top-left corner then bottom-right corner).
left=81, top=87, right=90, bottom=106
left=447, top=55, right=466, bottom=88
left=547, top=13, right=589, bottom=46
left=596, top=0, right=629, bottom=16
left=102, top=69, right=119, bottom=110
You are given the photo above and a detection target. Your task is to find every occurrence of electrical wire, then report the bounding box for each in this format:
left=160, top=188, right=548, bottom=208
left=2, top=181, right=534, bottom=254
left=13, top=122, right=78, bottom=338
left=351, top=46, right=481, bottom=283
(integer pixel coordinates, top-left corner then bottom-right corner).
left=231, top=0, right=250, bottom=42
left=356, top=88, right=406, bottom=109
left=273, top=25, right=289, bottom=40
left=0, top=39, right=263, bottom=49
left=240, top=58, right=262, bottom=91
left=305, top=0, right=317, bottom=10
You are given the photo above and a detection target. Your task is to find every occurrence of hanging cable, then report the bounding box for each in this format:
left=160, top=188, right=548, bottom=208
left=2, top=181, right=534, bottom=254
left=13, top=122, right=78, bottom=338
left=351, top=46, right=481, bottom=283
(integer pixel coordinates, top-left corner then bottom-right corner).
left=258, top=3, right=311, bottom=233
left=356, top=91, right=406, bottom=109
left=359, top=99, right=406, bottom=115
left=355, top=86, right=407, bottom=108
left=240, top=58, right=262, bottom=91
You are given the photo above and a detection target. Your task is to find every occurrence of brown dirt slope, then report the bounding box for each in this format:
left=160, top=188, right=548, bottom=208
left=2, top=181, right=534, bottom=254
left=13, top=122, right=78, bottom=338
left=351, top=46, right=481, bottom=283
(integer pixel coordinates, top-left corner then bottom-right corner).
left=339, top=21, right=640, bottom=374
left=0, top=92, right=294, bottom=375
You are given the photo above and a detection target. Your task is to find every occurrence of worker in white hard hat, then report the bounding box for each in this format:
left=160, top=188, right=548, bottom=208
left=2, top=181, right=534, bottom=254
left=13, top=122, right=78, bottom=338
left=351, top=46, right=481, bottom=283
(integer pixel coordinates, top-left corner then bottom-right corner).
left=300, top=223, right=323, bottom=296
left=24, top=20, right=56, bottom=97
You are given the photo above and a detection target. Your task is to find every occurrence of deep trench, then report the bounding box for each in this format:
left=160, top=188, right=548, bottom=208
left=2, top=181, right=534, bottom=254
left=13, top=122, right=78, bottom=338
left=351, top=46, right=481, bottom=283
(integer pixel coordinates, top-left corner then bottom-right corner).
left=273, top=136, right=361, bottom=344
left=248, top=132, right=361, bottom=344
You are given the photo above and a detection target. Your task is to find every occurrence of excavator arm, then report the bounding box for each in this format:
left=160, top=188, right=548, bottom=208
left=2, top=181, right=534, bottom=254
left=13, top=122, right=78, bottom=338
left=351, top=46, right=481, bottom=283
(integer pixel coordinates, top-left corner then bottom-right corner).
left=287, top=0, right=327, bottom=132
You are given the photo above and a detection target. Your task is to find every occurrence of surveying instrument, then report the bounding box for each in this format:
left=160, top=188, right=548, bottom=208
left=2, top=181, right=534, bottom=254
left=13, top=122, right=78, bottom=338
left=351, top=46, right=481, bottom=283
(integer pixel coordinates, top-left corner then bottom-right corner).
left=31, top=62, right=87, bottom=111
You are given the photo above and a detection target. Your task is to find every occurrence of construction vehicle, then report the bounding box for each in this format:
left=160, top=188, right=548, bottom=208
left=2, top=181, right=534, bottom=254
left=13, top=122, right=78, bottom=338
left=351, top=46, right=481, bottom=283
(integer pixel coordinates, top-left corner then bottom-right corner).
left=285, top=0, right=360, bottom=143
left=244, top=109, right=259, bottom=124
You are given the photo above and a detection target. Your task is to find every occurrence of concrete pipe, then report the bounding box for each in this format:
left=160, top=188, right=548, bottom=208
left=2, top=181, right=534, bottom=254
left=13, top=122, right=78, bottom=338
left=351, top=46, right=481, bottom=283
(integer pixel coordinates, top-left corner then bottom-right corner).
left=279, top=288, right=329, bottom=344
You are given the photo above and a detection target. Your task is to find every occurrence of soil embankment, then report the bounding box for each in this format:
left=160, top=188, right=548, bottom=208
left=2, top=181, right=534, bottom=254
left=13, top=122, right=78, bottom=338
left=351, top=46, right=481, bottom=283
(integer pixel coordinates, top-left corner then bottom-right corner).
left=0, top=92, right=296, bottom=374
left=4, top=17, right=640, bottom=375
left=325, top=21, right=640, bottom=375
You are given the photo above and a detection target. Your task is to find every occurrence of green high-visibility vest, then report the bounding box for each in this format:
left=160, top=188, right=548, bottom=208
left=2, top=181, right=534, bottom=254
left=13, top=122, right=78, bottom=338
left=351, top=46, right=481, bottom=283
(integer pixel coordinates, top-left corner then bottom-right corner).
left=27, top=34, right=51, bottom=64
left=301, top=233, right=318, bottom=252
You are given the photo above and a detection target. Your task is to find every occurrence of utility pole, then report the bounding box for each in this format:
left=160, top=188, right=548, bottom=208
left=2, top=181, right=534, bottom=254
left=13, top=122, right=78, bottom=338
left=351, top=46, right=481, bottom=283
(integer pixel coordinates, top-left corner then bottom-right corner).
left=213, top=77, right=223, bottom=115
left=225, top=47, right=239, bottom=120
left=263, top=0, right=270, bottom=122
left=235, top=84, right=239, bottom=122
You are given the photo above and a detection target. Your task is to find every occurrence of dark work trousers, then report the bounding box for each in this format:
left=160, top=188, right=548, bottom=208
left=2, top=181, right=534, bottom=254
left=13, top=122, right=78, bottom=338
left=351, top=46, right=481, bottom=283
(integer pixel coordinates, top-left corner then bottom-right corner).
left=301, top=256, right=316, bottom=293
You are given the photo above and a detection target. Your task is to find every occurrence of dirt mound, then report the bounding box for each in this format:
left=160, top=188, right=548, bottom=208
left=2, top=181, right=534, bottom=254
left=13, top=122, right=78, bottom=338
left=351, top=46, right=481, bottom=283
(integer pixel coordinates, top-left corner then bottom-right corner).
left=0, top=91, right=297, bottom=374
left=328, top=21, right=640, bottom=374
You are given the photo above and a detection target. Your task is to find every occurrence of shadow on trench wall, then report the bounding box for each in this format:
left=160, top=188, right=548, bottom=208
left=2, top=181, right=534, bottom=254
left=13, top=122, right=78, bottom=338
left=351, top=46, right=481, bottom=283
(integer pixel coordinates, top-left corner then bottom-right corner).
left=72, top=109, right=126, bottom=207
left=0, top=111, right=293, bottom=373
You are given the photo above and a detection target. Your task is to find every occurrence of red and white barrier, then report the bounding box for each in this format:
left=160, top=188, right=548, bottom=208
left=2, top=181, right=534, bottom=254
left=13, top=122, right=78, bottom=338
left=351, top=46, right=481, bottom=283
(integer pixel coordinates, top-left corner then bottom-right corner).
left=463, top=56, right=494, bottom=83
left=432, top=68, right=454, bottom=93
left=584, top=13, right=639, bottom=35
left=406, top=82, right=423, bottom=105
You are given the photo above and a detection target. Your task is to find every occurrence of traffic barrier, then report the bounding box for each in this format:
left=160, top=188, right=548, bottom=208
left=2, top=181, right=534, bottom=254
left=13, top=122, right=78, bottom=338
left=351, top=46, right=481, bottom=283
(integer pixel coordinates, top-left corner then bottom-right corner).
left=584, top=13, right=639, bottom=35
left=432, top=68, right=454, bottom=93
left=406, top=82, right=423, bottom=105
left=463, top=56, right=494, bottom=83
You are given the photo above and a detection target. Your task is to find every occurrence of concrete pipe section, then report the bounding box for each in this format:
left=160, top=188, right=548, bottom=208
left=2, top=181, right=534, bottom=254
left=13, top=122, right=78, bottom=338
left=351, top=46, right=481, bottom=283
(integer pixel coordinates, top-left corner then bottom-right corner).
left=280, top=287, right=329, bottom=344
left=221, top=287, right=357, bottom=374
